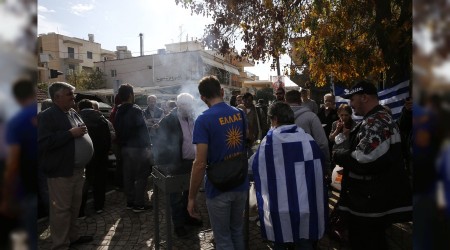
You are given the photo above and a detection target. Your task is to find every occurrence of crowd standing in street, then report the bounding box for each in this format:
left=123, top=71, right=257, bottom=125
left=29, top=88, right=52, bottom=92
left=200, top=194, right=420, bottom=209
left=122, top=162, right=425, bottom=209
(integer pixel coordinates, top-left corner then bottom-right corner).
left=34, top=76, right=417, bottom=250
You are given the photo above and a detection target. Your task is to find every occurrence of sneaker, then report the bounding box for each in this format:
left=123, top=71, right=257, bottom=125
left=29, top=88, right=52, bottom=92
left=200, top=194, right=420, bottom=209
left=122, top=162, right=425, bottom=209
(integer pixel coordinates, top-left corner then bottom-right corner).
left=126, top=203, right=134, bottom=210
left=132, top=205, right=152, bottom=213
left=96, top=209, right=103, bottom=214
left=174, top=227, right=188, bottom=238
left=78, top=214, right=86, bottom=220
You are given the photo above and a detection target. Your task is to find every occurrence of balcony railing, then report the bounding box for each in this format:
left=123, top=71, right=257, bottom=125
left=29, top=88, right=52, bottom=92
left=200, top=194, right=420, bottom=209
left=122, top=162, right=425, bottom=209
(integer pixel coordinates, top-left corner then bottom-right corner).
left=61, top=52, right=84, bottom=61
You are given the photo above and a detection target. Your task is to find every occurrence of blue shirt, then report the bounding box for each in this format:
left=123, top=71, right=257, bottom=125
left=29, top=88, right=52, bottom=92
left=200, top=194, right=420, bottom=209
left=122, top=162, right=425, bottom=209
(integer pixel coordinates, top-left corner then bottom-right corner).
left=193, top=102, right=249, bottom=199
left=6, top=103, right=38, bottom=195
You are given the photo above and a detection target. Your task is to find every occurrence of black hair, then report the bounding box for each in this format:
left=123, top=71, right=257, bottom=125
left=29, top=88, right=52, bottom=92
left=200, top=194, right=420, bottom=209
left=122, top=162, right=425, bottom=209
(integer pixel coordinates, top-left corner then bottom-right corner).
left=77, top=99, right=94, bottom=110
left=118, top=83, right=134, bottom=102
left=12, top=79, right=36, bottom=101
left=198, top=75, right=221, bottom=99
left=242, top=92, right=253, bottom=100
left=285, top=90, right=302, bottom=104
left=268, top=102, right=295, bottom=125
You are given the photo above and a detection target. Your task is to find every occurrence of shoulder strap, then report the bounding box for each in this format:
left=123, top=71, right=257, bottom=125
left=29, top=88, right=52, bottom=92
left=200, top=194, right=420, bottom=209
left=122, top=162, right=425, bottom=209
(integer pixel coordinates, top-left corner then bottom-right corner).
left=238, top=108, right=247, bottom=150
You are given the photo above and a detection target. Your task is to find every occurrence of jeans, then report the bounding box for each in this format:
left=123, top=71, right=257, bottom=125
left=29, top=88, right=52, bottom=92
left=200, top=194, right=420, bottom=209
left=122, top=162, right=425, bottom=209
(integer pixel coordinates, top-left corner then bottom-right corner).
left=122, top=147, right=151, bottom=207
left=206, top=191, right=248, bottom=250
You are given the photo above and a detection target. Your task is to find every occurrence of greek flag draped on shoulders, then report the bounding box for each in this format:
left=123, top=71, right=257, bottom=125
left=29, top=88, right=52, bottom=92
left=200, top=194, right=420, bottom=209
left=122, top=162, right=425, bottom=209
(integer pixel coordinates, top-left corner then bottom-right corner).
left=250, top=125, right=328, bottom=243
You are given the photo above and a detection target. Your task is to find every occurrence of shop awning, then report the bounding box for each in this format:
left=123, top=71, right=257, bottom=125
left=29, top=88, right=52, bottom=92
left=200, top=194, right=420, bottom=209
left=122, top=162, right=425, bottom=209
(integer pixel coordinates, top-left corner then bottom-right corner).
left=201, top=56, right=225, bottom=71
left=224, top=64, right=240, bottom=75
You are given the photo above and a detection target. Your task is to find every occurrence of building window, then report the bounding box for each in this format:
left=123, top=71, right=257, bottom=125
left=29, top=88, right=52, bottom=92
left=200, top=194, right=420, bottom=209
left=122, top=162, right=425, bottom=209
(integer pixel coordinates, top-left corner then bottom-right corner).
left=68, top=47, right=74, bottom=59
left=111, top=70, right=117, bottom=77
left=87, top=51, right=93, bottom=59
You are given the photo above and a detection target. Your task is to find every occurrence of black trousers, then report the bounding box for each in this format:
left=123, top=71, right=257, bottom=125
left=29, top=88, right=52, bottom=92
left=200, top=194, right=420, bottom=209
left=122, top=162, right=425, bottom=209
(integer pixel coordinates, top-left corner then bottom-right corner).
left=80, top=154, right=108, bottom=214
left=348, top=215, right=389, bottom=250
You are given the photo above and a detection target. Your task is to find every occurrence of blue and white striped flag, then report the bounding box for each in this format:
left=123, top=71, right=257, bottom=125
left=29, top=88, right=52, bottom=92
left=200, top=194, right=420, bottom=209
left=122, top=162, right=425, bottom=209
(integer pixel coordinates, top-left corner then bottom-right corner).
left=251, top=125, right=328, bottom=243
left=335, top=80, right=410, bottom=121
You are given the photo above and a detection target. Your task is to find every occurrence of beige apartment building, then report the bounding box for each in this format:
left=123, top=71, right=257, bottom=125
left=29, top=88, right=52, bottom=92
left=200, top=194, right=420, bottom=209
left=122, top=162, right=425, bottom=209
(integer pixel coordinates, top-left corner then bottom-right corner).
left=94, top=40, right=257, bottom=100
left=37, top=32, right=117, bottom=83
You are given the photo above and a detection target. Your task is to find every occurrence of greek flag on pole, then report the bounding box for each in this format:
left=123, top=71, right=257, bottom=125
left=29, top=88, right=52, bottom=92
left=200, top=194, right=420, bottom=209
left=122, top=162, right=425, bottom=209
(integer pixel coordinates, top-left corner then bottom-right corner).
left=334, top=80, right=410, bottom=121
left=251, top=125, right=327, bottom=243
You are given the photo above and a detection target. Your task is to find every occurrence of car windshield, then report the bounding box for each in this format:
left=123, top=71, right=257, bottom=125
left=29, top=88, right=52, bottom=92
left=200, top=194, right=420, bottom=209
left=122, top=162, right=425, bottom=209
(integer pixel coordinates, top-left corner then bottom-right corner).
left=98, top=102, right=112, bottom=109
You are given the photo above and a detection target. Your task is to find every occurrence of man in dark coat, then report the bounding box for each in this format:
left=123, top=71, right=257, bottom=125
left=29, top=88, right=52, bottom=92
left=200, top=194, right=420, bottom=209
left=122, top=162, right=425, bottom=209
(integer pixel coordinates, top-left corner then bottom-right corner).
left=77, top=99, right=111, bottom=216
left=153, top=93, right=202, bottom=238
left=334, top=80, right=412, bottom=250
left=38, top=82, right=94, bottom=249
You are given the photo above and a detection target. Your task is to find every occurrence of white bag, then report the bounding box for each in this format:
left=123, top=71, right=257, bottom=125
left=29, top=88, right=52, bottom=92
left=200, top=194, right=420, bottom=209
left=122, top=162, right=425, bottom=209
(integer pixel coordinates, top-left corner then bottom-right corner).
left=331, top=165, right=344, bottom=191
left=249, top=182, right=258, bottom=221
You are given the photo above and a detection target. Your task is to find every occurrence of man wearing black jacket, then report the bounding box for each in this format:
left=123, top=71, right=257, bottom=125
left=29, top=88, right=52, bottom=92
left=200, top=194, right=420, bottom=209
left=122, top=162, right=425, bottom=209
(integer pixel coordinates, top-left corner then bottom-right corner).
left=153, top=93, right=202, bottom=238
left=114, top=84, right=152, bottom=212
left=77, top=99, right=111, bottom=216
left=334, top=80, right=412, bottom=250
left=38, top=82, right=94, bottom=249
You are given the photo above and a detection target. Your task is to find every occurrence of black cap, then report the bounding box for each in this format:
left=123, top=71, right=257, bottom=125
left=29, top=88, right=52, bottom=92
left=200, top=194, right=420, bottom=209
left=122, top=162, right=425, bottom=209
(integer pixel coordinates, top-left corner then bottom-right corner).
left=342, top=80, right=378, bottom=99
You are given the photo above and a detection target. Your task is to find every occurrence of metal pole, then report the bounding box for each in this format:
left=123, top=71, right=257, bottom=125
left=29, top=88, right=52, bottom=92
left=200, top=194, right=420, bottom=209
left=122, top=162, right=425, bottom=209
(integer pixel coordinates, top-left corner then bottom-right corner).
left=276, top=56, right=281, bottom=77
left=153, top=180, right=160, bottom=250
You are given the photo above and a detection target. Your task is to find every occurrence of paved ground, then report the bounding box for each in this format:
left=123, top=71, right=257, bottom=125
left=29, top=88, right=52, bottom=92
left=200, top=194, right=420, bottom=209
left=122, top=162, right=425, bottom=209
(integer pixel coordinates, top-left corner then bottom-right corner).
left=38, top=185, right=412, bottom=250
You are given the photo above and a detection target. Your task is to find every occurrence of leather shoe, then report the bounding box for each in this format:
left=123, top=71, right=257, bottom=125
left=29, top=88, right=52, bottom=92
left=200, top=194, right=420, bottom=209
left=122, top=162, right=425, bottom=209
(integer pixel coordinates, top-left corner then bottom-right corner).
left=70, top=235, right=93, bottom=246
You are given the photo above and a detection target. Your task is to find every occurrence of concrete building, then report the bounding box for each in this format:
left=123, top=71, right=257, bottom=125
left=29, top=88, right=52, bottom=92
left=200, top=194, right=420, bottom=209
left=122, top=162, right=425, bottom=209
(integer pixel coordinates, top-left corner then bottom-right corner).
left=94, top=40, right=256, bottom=101
left=37, top=32, right=116, bottom=83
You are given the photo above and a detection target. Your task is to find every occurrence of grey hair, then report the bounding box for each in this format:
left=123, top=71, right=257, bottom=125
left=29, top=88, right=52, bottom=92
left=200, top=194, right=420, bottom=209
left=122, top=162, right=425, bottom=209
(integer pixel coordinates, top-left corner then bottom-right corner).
left=91, top=100, right=99, bottom=110
left=48, top=82, right=75, bottom=101
left=176, top=93, right=194, bottom=105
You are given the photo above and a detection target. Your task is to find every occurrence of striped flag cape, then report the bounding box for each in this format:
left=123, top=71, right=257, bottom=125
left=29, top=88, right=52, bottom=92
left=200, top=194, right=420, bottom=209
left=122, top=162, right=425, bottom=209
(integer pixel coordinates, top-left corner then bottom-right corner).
left=335, top=80, right=410, bottom=121
left=251, top=125, right=328, bottom=243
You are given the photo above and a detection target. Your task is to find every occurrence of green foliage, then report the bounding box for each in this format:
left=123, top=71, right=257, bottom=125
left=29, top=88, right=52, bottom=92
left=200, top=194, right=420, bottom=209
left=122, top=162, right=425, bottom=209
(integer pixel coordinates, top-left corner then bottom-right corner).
left=66, top=70, right=106, bottom=90
left=175, top=0, right=411, bottom=87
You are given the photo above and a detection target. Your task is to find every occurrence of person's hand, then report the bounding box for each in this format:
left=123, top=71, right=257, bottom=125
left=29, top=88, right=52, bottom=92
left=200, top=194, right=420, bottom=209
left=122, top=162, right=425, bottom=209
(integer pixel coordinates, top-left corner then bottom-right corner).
left=404, top=98, right=413, bottom=111
left=69, top=125, right=87, bottom=138
left=336, top=120, right=344, bottom=132
left=187, top=198, right=201, bottom=220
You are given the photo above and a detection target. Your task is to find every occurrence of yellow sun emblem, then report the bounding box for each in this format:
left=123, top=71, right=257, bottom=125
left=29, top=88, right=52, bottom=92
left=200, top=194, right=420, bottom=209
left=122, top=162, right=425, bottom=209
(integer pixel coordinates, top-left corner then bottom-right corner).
left=226, top=126, right=242, bottom=149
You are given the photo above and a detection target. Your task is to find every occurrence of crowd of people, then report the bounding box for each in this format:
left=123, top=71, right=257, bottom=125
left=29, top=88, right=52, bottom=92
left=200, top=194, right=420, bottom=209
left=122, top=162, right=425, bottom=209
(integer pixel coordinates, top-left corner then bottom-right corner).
left=0, top=75, right=419, bottom=250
